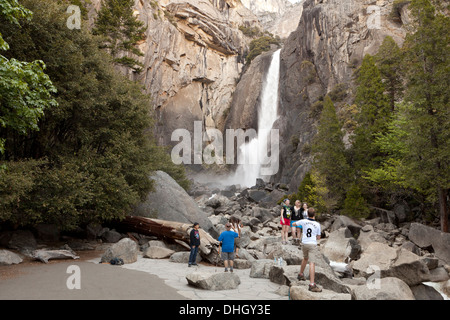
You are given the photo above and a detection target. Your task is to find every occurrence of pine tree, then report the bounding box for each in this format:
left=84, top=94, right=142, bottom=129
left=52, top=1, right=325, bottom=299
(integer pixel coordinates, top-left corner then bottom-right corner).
left=351, top=54, right=391, bottom=177
left=312, top=95, right=350, bottom=206
left=400, top=0, right=449, bottom=232
left=93, top=0, right=146, bottom=72
left=375, top=36, right=404, bottom=110
left=342, top=183, right=371, bottom=219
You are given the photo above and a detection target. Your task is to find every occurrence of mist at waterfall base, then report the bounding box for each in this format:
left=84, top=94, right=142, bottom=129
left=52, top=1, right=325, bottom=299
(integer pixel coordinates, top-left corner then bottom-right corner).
left=223, top=49, right=281, bottom=188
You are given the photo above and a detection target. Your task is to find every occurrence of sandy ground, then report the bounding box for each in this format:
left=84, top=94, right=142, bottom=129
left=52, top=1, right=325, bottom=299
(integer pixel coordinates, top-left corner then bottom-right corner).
left=0, top=251, right=187, bottom=300
left=122, top=255, right=288, bottom=300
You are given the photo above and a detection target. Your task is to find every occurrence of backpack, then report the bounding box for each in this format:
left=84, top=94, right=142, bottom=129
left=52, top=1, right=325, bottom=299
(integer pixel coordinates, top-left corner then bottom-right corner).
left=110, top=257, right=124, bottom=265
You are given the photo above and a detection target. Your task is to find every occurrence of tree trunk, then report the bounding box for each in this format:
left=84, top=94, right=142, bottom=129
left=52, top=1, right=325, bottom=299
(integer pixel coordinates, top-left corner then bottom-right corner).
left=438, top=188, right=449, bottom=233
left=118, top=216, right=220, bottom=262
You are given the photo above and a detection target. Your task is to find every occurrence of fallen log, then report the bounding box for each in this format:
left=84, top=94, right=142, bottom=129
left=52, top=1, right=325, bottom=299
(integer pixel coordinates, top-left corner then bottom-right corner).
left=118, top=216, right=220, bottom=263
left=32, top=249, right=80, bottom=264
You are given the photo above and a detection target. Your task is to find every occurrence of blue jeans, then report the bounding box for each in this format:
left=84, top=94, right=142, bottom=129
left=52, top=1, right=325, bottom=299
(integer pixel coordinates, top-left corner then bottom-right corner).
left=189, top=245, right=199, bottom=265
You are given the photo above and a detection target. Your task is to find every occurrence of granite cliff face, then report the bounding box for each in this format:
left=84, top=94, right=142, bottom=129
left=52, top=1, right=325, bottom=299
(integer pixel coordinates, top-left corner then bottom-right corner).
left=89, top=0, right=261, bottom=146
left=274, top=0, right=409, bottom=190
left=240, top=0, right=304, bottom=38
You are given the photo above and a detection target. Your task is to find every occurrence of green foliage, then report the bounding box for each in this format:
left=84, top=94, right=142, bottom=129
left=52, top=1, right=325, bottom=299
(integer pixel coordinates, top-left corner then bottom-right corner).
left=290, top=134, right=300, bottom=150
left=0, top=159, right=45, bottom=223
left=163, top=10, right=177, bottom=27
left=312, top=95, right=351, bottom=207
left=328, top=83, right=348, bottom=104
left=400, top=0, right=449, bottom=230
left=389, top=0, right=410, bottom=22
left=355, top=0, right=448, bottom=227
left=239, top=25, right=262, bottom=38
left=351, top=54, right=391, bottom=177
left=246, top=35, right=280, bottom=63
left=0, top=0, right=57, bottom=154
left=0, top=57, right=58, bottom=154
left=375, top=36, right=404, bottom=110
left=280, top=170, right=327, bottom=214
left=0, top=0, right=188, bottom=229
left=93, top=0, right=146, bottom=72
left=0, top=0, right=32, bottom=28
left=300, top=60, right=317, bottom=85
left=342, top=184, right=371, bottom=219
left=339, top=103, right=358, bottom=131
left=363, top=104, right=409, bottom=191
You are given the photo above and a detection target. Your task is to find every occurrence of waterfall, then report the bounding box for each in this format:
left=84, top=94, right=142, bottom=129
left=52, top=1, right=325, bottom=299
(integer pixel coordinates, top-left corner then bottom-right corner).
left=227, top=49, right=281, bottom=188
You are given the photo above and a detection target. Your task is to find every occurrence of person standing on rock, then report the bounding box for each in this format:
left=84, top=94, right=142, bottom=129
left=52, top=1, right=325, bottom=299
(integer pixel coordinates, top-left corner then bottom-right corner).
left=218, top=223, right=239, bottom=272
left=229, top=216, right=242, bottom=258
left=188, top=222, right=201, bottom=267
left=290, top=200, right=302, bottom=244
left=280, top=199, right=292, bottom=244
left=292, top=208, right=322, bottom=292
left=300, top=202, right=309, bottom=220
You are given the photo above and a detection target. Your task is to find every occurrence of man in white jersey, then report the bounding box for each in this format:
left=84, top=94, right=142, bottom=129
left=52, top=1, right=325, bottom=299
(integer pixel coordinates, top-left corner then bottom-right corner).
left=292, top=207, right=322, bottom=292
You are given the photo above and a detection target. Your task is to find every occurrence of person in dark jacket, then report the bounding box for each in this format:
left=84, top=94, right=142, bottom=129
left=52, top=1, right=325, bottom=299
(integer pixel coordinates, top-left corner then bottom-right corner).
left=189, top=222, right=201, bottom=267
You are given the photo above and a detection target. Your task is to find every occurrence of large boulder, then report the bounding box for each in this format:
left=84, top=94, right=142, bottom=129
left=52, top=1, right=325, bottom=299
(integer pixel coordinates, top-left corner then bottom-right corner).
left=143, top=246, right=175, bottom=259
left=0, top=249, right=23, bottom=265
left=134, top=171, right=217, bottom=237
left=357, top=224, right=389, bottom=252
left=246, top=190, right=269, bottom=203
left=268, top=265, right=298, bottom=285
left=100, top=229, right=122, bottom=243
left=352, top=242, right=431, bottom=286
left=0, top=230, right=37, bottom=253
left=266, top=243, right=303, bottom=265
left=292, top=265, right=351, bottom=294
left=100, top=238, right=139, bottom=264
left=186, top=272, right=241, bottom=290
left=322, top=228, right=360, bottom=262
left=352, top=242, right=397, bottom=278
left=351, top=277, right=415, bottom=300
left=258, top=189, right=285, bottom=208
left=329, top=215, right=362, bottom=236
left=250, top=259, right=277, bottom=279
left=250, top=207, right=274, bottom=223
left=233, top=259, right=252, bottom=269
left=204, top=194, right=232, bottom=209
left=410, top=284, right=444, bottom=300
left=290, top=285, right=351, bottom=300
left=408, top=223, right=450, bottom=264
left=386, top=248, right=431, bottom=286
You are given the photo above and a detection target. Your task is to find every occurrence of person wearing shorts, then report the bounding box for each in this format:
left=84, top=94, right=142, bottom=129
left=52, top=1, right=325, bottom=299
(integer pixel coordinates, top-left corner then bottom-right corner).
left=292, top=207, right=322, bottom=292
left=218, top=223, right=239, bottom=272
left=280, top=199, right=292, bottom=244
left=290, top=200, right=302, bottom=244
